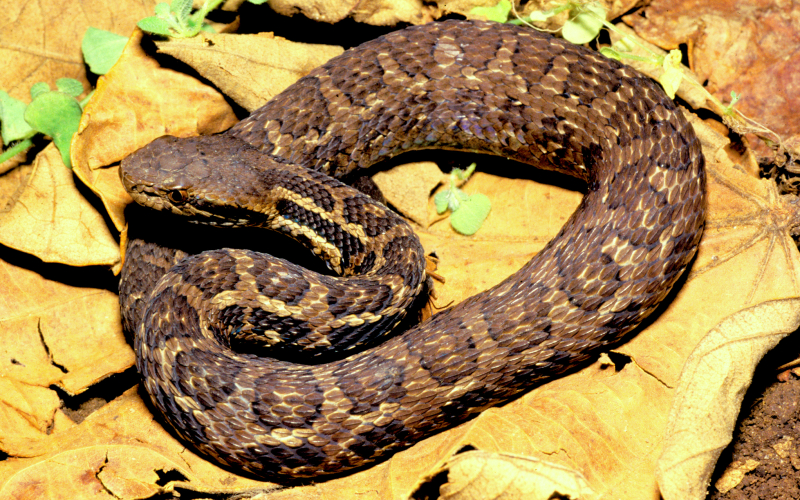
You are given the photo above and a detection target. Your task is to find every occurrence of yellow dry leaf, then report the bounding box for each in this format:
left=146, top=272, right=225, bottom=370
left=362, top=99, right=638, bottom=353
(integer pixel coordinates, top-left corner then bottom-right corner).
left=0, top=0, right=159, bottom=102
left=0, top=144, right=119, bottom=267
left=0, top=255, right=130, bottom=458
left=155, top=32, right=344, bottom=112
left=656, top=299, right=800, bottom=500
left=266, top=0, right=436, bottom=25
left=714, top=459, right=759, bottom=494
left=372, top=161, right=444, bottom=227
left=413, top=450, right=593, bottom=500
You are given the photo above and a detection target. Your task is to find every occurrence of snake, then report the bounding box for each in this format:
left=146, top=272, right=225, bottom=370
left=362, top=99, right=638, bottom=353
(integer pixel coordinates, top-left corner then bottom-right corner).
left=119, top=19, right=706, bottom=481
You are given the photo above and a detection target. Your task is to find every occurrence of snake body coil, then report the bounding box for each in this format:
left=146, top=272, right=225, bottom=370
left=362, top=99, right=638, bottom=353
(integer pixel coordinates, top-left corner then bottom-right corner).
left=120, top=20, right=705, bottom=480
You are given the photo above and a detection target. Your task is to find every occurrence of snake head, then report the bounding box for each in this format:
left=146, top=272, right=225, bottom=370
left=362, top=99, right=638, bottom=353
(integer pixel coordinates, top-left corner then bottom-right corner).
left=120, top=135, right=269, bottom=225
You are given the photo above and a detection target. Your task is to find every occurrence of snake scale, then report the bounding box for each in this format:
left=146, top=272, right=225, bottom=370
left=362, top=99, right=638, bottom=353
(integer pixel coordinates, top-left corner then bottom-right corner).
left=119, top=20, right=706, bottom=480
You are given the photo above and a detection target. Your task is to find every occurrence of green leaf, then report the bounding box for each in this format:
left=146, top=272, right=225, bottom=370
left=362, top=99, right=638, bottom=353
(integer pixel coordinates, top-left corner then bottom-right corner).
left=30, top=82, right=50, bottom=100
left=154, top=2, right=171, bottom=16
left=0, top=91, right=34, bottom=145
left=171, top=0, right=193, bottom=20
left=470, top=0, right=512, bottom=22
left=82, top=27, right=128, bottom=75
left=434, top=189, right=450, bottom=214
left=450, top=193, right=491, bottom=235
left=56, top=78, right=84, bottom=97
left=453, top=162, right=477, bottom=181
left=562, top=2, right=606, bottom=45
left=24, top=92, right=83, bottom=168
left=138, top=16, right=172, bottom=36
left=248, top=0, right=269, bottom=4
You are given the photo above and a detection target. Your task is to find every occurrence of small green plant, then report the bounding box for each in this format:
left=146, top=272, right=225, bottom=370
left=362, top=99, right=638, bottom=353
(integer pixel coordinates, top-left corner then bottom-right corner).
left=138, top=0, right=268, bottom=38
left=0, top=80, right=90, bottom=167
left=0, top=28, right=128, bottom=167
left=434, top=163, right=492, bottom=235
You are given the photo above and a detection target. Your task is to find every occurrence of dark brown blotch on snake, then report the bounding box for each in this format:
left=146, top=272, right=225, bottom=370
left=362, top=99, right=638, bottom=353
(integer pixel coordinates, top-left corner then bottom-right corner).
left=119, top=20, right=705, bottom=480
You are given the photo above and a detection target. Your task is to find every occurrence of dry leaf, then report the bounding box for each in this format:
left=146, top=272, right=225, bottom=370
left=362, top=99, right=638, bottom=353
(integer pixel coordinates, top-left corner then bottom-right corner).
left=656, top=299, right=800, bottom=500
left=372, top=161, right=444, bottom=227
left=0, top=255, right=130, bottom=458
left=0, top=0, right=160, bottom=101
left=412, top=450, right=593, bottom=500
left=623, top=0, right=800, bottom=147
left=70, top=29, right=239, bottom=232
left=0, top=144, right=119, bottom=267
left=266, top=0, right=436, bottom=26
left=714, top=459, right=760, bottom=494
left=154, top=32, right=344, bottom=112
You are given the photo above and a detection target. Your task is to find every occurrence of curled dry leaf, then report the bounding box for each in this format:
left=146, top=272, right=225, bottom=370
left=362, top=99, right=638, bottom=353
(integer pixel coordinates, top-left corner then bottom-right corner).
left=0, top=144, right=119, bottom=268
left=656, top=299, right=800, bottom=500
left=70, top=29, right=238, bottom=231
left=154, top=32, right=344, bottom=112
left=412, top=450, right=593, bottom=500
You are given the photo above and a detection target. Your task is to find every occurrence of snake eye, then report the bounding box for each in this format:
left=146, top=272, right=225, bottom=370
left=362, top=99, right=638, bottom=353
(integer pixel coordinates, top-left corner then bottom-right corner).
left=167, top=189, right=188, bottom=204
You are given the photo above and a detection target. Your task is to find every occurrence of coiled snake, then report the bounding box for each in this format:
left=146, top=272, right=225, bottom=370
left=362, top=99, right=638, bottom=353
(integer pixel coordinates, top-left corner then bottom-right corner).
left=119, top=20, right=705, bottom=480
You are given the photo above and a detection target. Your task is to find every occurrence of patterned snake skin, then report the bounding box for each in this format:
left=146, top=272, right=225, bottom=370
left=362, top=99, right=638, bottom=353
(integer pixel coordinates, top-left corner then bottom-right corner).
left=119, top=20, right=706, bottom=480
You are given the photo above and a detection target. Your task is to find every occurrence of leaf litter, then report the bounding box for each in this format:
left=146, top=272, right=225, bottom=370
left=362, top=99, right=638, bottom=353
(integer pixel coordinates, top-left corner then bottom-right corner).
left=1, top=1, right=800, bottom=499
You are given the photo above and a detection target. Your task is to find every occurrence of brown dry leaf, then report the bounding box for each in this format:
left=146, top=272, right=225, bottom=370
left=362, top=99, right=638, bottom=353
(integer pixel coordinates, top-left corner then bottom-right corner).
left=154, top=32, right=344, bottom=112
left=70, top=29, right=239, bottom=232
left=622, top=0, right=800, bottom=153
left=0, top=255, right=131, bottom=459
left=656, top=299, right=800, bottom=500
left=0, top=0, right=159, bottom=102
left=0, top=144, right=119, bottom=267
left=413, top=450, right=593, bottom=500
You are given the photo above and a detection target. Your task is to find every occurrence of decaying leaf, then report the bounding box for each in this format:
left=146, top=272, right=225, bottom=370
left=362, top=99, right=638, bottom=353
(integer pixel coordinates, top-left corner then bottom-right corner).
left=622, top=0, right=800, bottom=149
